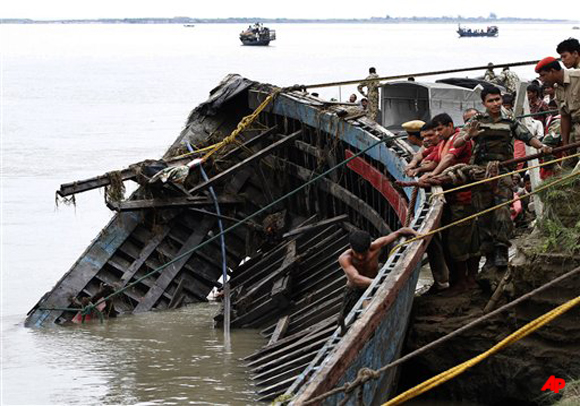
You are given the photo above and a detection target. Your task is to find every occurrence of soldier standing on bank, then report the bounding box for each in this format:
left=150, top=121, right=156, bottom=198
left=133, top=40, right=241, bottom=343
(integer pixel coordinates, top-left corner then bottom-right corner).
left=453, top=86, right=551, bottom=270
left=535, top=56, right=580, bottom=166
left=357, top=67, right=380, bottom=121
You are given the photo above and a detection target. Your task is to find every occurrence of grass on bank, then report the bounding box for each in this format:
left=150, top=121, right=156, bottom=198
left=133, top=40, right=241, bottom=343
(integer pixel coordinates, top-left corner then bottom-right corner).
left=535, top=173, right=580, bottom=255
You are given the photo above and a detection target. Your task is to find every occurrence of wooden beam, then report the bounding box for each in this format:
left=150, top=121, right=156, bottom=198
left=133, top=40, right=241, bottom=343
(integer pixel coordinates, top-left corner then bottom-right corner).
left=187, top=207, right=261, bottom=229
left=56, top=126, right=279, bottom=197
left=275, top=158, right=391, bottom=236
left=220, top=125, right=279, bottom=160
left=188, top=129, right=302, bottom=195
left=268, top=315, right=290, bottom=346
left=234, top=241, right=297, bottom=307
left=118, top=224, right=172, bottom=287
left=133, top=217, right=215, bottom=312
left=107, top=195, right=242, bottom=212
left=282, top=214, right=348, bottom=239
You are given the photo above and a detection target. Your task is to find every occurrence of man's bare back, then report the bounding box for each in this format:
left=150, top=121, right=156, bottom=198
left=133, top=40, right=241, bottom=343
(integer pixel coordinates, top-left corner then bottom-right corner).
left=339, top=227, right=418, bottom=289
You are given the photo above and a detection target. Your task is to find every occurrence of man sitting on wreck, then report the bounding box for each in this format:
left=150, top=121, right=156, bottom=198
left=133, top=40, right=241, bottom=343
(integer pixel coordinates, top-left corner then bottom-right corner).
left=338, top=227, right=418, bottom=333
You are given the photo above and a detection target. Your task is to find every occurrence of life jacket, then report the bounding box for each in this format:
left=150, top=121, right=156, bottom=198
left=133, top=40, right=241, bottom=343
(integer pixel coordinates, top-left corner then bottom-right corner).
left=471, top=119, right=518, bottom=165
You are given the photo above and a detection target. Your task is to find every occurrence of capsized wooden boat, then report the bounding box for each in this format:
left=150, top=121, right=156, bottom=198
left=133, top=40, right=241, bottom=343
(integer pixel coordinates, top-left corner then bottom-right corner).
left=25, top=74, right=443, bottom=404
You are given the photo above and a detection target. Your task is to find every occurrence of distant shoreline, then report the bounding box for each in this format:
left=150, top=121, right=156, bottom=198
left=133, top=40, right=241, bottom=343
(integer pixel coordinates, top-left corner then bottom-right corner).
left=1, top=16, right=578, bottom=25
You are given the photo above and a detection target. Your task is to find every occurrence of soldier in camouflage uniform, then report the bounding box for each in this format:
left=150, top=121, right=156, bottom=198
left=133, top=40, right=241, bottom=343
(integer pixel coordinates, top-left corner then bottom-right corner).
left=497, top=67, right=520, bottom=95
left=453, top=86, right=551, bottom=269
left=483, top=62, right=496, bottom=83
left=357, top=67, right=380, bottom=121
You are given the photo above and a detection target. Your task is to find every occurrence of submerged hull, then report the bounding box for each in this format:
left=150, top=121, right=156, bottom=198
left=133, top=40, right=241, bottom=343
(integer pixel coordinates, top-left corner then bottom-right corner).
left=25, top=75, right=443, bottom=404
left=241, top=38, right=271, bottom=46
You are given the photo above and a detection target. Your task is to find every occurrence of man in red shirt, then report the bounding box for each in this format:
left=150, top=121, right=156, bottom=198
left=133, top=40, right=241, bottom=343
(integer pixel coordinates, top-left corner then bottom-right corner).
left=421, top=113, right=480, bottom=294
left=404, top=123, right=441, bottom=177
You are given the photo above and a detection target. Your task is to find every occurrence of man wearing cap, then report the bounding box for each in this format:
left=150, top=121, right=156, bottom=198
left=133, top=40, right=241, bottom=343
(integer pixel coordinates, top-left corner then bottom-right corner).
left=402, top=119, right=425, bottom=148
left=357, top=67, right=380, bottom=121
left=556, top=38, right=580, bottom=69
left=453, top=86, right=551, bottom=270
left=536, top=56, right=580, bottom=164
left=338, top=227, right=418, bottom=333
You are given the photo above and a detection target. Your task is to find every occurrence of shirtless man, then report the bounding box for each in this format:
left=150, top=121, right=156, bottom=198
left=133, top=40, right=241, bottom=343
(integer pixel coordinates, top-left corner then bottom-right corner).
left=337, top=227, right=418, bottom=333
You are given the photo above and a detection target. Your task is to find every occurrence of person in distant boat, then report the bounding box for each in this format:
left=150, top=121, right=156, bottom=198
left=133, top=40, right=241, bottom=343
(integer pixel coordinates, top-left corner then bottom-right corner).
left=349, top=93, right=358, bottom=103
left=454, top=86, right=551, bottom=271
left=337, top=227, right=418, bottom=333
left=357, top=67, right=380, bottom=121
left=536, top=56, right=580, bottom=167
left=556, top=38, right=580, bottom=69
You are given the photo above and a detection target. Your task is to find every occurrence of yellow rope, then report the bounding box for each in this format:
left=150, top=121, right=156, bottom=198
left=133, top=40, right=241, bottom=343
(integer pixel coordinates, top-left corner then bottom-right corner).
left=169, top=90, right=281, bottom=162
left=429, top=152, right=580, bottom=201
left=382, top=295, right=580, bottom=406
left=390, top=170, right=580, bottom=257
left=202, top=90, right=281, bottom=161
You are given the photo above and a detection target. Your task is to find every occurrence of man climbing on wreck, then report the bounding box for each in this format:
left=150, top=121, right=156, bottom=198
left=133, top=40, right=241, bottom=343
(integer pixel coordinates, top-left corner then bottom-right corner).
left=337, top=227, right=418, bottom=334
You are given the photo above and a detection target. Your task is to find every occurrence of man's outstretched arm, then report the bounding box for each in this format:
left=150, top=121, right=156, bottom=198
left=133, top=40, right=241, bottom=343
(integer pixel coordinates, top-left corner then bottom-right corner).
left=371, top=227, right=419, bottom=250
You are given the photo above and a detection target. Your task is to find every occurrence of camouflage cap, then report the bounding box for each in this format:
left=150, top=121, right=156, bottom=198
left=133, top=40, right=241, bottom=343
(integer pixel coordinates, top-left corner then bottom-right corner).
left=402, top=120, right=426, bottom=134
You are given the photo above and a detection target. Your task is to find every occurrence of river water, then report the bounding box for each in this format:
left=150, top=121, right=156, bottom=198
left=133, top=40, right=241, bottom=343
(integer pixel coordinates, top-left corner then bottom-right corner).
left=1, top=22, right=576, bottom=405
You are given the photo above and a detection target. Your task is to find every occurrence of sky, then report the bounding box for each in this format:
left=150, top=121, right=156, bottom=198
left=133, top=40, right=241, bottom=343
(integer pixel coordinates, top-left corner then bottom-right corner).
left=1, top=0, right=578, bottom=21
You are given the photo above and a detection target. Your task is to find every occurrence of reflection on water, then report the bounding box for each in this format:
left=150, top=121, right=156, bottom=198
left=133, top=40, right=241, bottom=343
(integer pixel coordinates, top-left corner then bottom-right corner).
left=3, top=304, right=265, bottom=405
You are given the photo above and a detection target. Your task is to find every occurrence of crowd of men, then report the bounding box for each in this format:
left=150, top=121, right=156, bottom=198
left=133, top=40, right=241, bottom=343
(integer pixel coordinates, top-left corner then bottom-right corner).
left=339, top=37, right=580, bottom=302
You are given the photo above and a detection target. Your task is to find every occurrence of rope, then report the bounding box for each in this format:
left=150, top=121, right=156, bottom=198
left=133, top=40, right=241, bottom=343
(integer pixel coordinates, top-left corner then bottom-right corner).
left=301, top=266, right=580, bottom=405
left=170, top=90, right=282, bottom=162
left=428, top=152, right=580, bottom=201
left=403, top=187, right=419, bottom=227
left=382, top=295, right=580, bottom=406
left=389, top=170, right=580, bottom=258
left=202, top=90, right=281, bottom=161
left=302, top=60, right=542, bottom=89
left=39, top=137, right=388, bottom=316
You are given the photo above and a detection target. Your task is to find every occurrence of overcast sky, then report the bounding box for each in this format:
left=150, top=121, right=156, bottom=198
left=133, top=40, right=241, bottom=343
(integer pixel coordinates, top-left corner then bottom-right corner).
left=1, top=0, right=578, bottom=20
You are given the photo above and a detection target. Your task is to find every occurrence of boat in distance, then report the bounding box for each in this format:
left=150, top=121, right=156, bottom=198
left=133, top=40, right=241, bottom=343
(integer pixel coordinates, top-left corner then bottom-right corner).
left=240, top=22, right=276, bottom=46
left=457, top=24, right=499, bottom=37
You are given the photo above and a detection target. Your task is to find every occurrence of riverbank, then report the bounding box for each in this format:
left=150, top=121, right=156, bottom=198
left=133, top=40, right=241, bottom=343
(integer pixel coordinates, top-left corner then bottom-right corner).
left=400, top=174, right=580, bottom=405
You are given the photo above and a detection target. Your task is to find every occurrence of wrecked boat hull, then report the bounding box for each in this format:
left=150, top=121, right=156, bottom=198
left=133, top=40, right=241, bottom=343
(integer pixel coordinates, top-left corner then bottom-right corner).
left=25, top=75, right=443, bottom=404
